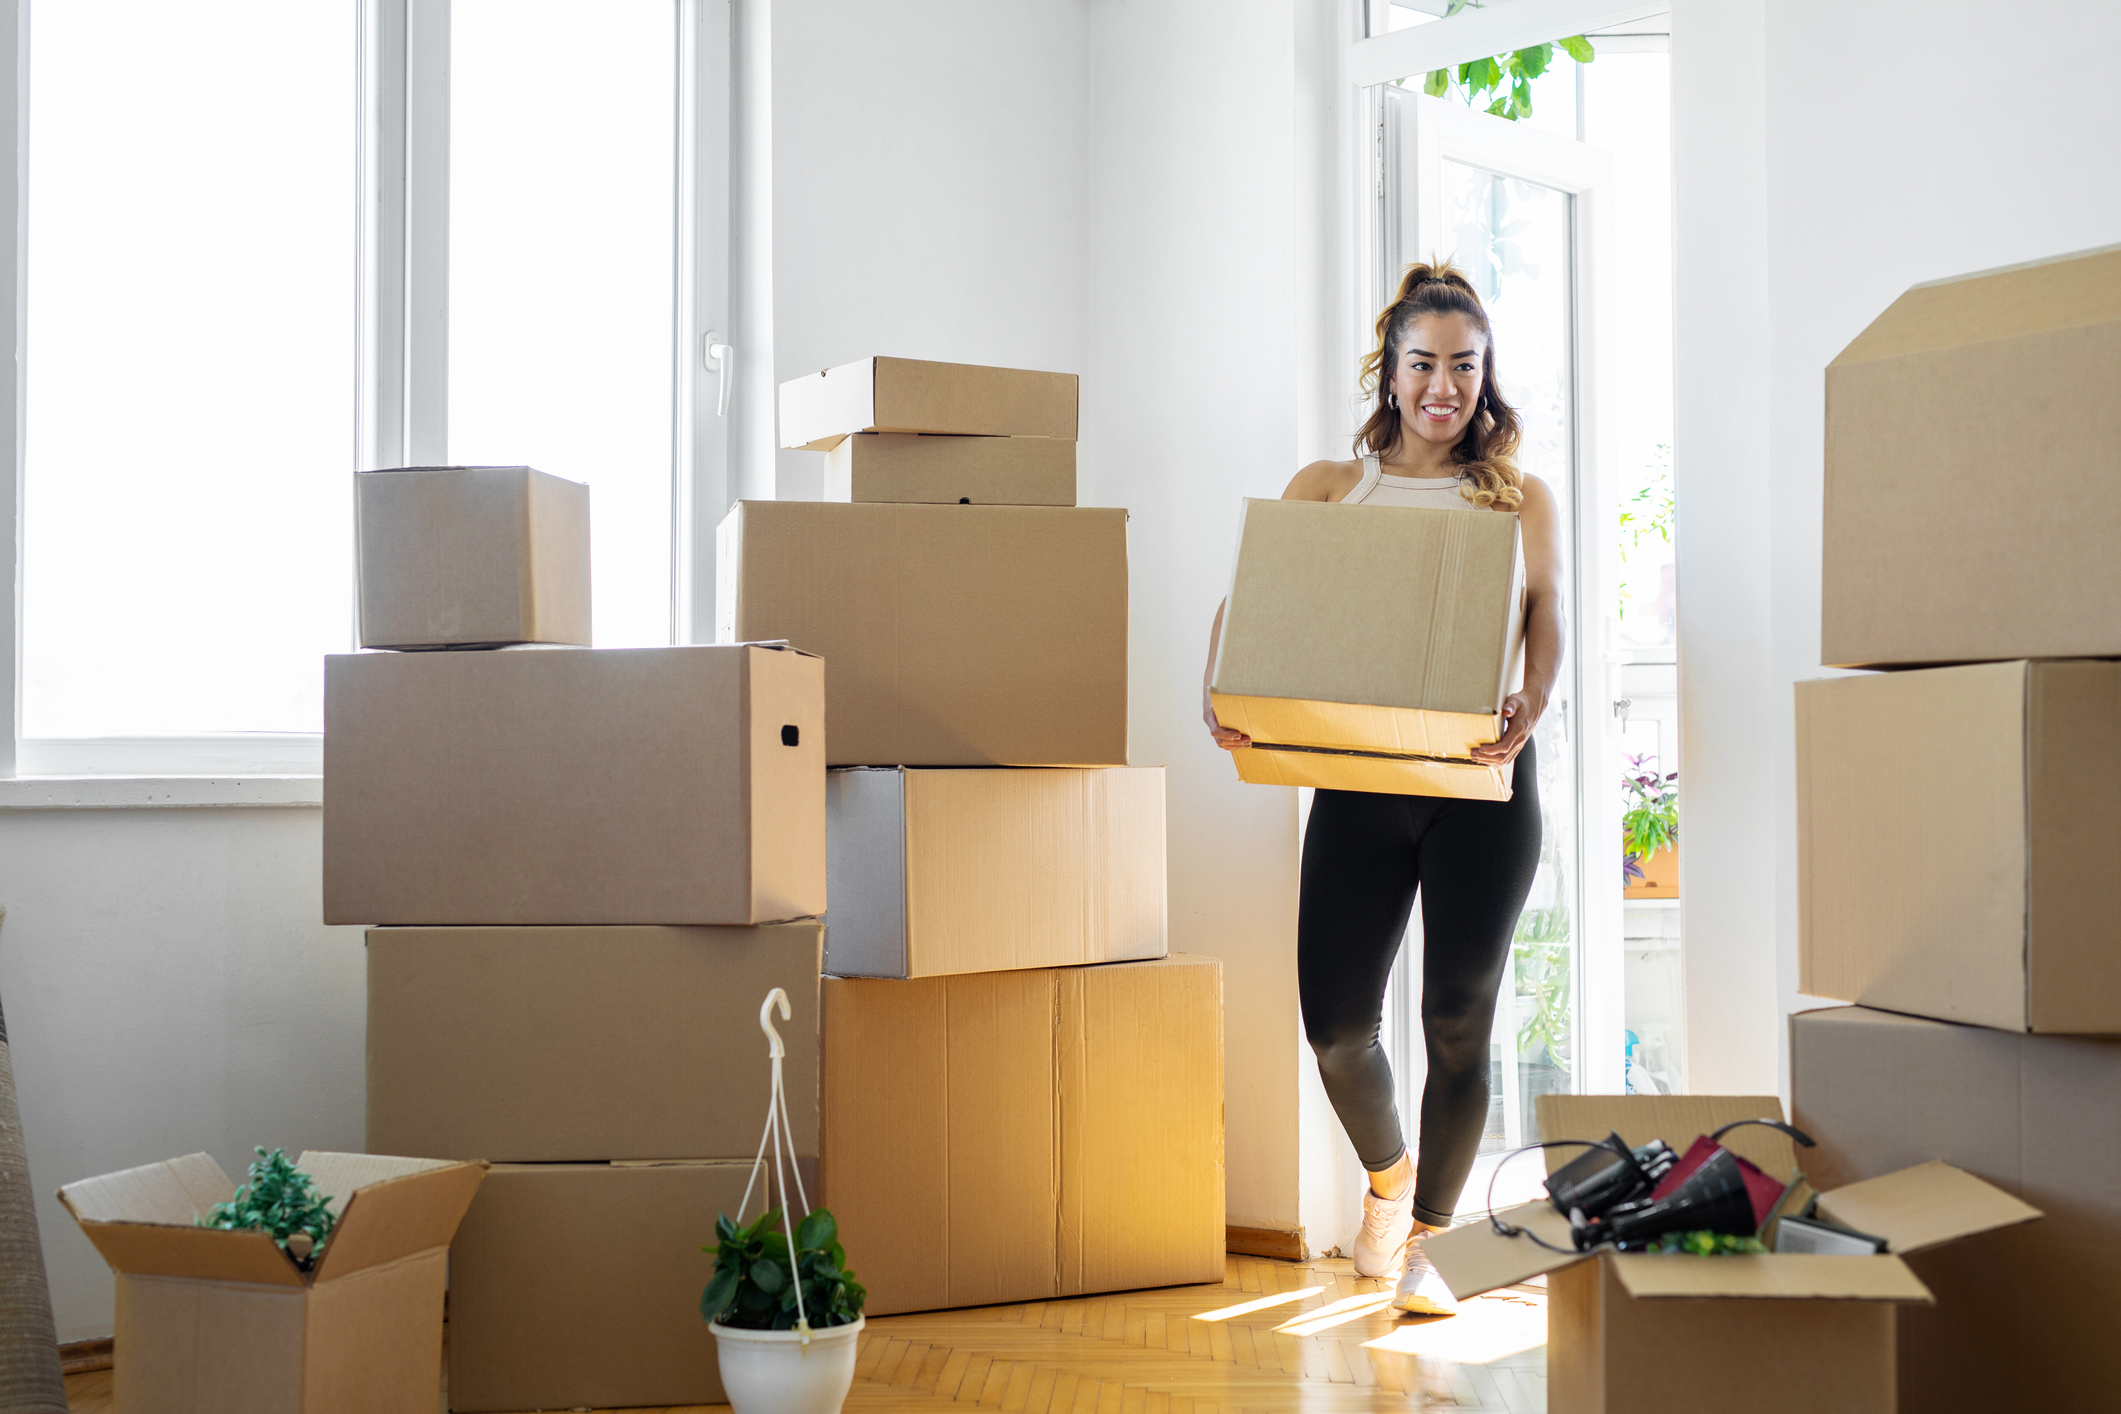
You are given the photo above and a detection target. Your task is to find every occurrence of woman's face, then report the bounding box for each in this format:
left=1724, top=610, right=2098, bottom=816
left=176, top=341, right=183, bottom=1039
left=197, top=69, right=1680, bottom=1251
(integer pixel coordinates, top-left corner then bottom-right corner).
left=1388, top=312, right=1487, bottom=447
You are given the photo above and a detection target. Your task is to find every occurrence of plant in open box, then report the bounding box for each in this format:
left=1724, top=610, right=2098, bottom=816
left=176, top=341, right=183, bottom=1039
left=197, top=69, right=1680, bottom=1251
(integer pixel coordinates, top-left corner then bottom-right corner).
left=705, top=988, right=865, bottom=1414
left=197, top=1146, right=337, bottom=1267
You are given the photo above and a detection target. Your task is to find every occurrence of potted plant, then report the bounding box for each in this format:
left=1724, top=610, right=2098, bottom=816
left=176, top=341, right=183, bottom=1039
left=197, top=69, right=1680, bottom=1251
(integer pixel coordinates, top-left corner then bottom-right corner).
left=1621, top=753, right=1678, bottom=897
left=703, top=1205, right=865, bottom=1414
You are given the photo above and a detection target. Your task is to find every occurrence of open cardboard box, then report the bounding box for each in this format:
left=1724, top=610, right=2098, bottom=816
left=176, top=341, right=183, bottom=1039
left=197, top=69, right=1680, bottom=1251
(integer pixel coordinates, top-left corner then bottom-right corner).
left=1209, top=497, right=1524, bottom=800
left=59, top=1151, right=486, bottom=1414
left=1425, top=1095, right=2040, bottom=1414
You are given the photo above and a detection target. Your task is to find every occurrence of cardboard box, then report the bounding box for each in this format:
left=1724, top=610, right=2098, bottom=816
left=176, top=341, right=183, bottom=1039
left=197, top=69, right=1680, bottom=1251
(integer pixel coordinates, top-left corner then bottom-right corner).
left=1426, top=1094, right=2039, bottom=1414
left=826, top=767, right=1166, bottom=979
left=355, top=465, right=590, bottom=650
left=323, top=643, right=824, bottom=926
left=717, top=501, right=1127, bottom=767
left=58, top=1151, right=486, bottom=1414
left=1792, top=1005, right=2121, bottom=1413
left=367, top=922, right=821, bottom=1162
left=1795, top=660, right=2121, bottom=1032
left=1209, top=497, right=1524, bottom=800
left=822, top=955, right=1223, bottom=1315
left=446, top=1160, right=752, bottom=1413
left=778, top=356, right=1078, bottom=451
left=825, top=432, right=1076, bottom=505
left=1823, top=246, right=2121, bottom=667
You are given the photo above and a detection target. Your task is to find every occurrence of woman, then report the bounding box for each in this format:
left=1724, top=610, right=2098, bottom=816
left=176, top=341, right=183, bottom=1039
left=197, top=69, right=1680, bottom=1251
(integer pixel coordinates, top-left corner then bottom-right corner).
left=1203, top=261, right=1563, bottom=1315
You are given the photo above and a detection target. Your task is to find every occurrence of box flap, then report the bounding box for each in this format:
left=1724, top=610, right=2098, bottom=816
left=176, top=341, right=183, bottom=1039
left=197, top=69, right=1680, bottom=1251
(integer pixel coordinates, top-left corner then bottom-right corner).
left=1535, top=1094, right=1800, bottom=1180
left=58, top=1152, right=234, bottom=1225
left=302, top=1153, right=488, bottom=1283
left=1830, top=244, right=2121, bottom=366
left=73, top=1221, right=303, bottom=1285
left=1424, top=1202, right=1588, bottom=1298
left=1610, top=1252, right=1934, bottom=1303
left=1815, top=1161, right=2042, bottom=1256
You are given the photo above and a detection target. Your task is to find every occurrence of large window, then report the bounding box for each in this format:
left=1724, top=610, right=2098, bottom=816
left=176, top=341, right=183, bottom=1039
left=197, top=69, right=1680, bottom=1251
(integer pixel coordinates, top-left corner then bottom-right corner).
left=13, top=0, right=722, bottom=772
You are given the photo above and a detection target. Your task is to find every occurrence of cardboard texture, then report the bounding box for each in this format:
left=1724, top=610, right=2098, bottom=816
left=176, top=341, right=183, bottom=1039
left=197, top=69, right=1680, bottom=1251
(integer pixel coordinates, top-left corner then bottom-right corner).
left=1823, top=244, right=2121, bottom=667
left=355, top=465, right=590, bottom=650
left=366, top=922, right=822, bottom=1162
left=717, top=501, right=1128, bottom=767
left=1792, top=1004, right=2121, bottom=1412
left=58, top=1152, right=485, bottom=1414
left=825, top=767, right=1167, bottom=978
left=1795, top=660, right=2121, bottom=1032
left=1209, top=497, right=1523, bottom=800
left=821, top=955, right=1223, bottom=1315
left=778, top=356, right=1078, bottom=450
left=825, top=432, right=1077, bottom=505
left=323, top=643, right=825, bottom=925
left=1426, top=1093, right=2038, bottom=1414
left=446, top=1161, right=751, bottom=1413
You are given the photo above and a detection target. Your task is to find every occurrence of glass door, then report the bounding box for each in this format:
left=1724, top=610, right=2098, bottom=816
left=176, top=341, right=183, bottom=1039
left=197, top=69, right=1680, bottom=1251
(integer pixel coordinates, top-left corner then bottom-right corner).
left=1373, top=86, right=1624, bottom=1189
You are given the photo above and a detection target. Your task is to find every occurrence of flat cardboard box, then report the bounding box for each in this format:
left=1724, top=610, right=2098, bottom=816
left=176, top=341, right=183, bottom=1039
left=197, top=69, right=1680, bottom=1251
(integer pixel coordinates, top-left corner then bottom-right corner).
left=1209, top=497, right=1523, bottom=800
left=446, top=1161, right=752, bottom=1413
left=1795, top=660, right=2121, bottom=1032
left=825, top=432, right=1076, bottom=505
left=367, top=922, right=822, bottom=1162
left=356, top=465, right=590, bottom=650
left=717, top=501, right=1127, bottom=767
left=1823, top=245, right=2121, bottom=667
left=822, top=954, right=1223, bottom=1315
left=58, top=1151, right=486, bottom=1414
left=826, top=767, right=1166, bottom=978
left=778, top=356, right=1078, bottom=450
left=1792, top=1005, right=2121, bottom=1413
left=323, top=643, right=825, bottom=925
left=1425, top=1093, right=2039, bottom=1414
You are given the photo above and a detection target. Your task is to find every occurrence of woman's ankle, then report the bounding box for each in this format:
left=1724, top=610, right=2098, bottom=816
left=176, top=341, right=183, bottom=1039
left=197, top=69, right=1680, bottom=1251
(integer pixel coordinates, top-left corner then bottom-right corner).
left=1366, top=1151, right=1414, bottom=1202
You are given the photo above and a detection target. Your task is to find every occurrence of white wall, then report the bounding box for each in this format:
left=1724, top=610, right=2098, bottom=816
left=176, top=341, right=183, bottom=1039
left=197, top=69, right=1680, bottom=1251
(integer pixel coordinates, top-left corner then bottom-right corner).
left=1674, top=0, right=2121, bottom=1095
left=0, top=806, right=365, bottom=1341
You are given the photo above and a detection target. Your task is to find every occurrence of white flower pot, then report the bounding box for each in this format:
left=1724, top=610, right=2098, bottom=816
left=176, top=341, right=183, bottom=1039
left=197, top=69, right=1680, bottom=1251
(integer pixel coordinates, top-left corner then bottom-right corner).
left=712, top=1314, right=865, bottom=1414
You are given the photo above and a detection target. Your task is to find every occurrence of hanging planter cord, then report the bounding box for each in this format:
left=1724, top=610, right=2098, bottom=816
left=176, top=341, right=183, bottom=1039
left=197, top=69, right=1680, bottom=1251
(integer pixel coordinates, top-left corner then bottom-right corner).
left=736, top=987, right=813, bottom=1343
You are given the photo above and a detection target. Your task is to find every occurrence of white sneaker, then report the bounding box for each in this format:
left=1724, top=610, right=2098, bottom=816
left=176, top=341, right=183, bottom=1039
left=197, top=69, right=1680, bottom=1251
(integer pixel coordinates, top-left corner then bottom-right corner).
left=1391, top=1242, right=1459, bottom=1317
left=1351, top=1185, right=1415, bottom=1279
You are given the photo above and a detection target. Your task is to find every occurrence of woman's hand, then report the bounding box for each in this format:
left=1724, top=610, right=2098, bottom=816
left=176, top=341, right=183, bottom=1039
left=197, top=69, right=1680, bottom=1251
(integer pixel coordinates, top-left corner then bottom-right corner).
left=1470, top=690, right=1543, bottom=765
left=1204, top=693, right=1251, bottom=750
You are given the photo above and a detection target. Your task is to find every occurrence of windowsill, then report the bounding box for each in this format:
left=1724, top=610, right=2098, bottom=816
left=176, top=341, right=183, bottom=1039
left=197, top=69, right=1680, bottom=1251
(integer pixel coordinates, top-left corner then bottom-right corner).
left=0, top=776, right=324, bottom=810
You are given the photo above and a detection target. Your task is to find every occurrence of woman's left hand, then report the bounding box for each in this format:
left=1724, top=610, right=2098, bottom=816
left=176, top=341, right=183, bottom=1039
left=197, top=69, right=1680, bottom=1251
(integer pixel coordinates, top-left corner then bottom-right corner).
left=1470, top=691, right=1543, bottom=765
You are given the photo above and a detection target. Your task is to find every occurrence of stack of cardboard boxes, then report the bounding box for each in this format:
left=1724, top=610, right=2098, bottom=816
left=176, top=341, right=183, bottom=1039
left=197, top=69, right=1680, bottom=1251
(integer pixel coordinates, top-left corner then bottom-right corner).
left=749, top=356, right=1225, bottom=1315
left=1787, top=246, right=2121, bottom=1410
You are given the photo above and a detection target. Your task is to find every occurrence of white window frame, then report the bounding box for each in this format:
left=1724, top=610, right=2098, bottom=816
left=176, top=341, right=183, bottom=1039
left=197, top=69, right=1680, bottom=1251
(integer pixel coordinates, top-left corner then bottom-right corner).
left=0, top=0, right=731, bottom=803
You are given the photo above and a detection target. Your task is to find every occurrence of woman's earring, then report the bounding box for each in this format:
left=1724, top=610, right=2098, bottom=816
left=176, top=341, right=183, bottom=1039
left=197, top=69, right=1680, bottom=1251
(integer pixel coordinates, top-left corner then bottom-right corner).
left=1389, top=393, right=1399, bottom=410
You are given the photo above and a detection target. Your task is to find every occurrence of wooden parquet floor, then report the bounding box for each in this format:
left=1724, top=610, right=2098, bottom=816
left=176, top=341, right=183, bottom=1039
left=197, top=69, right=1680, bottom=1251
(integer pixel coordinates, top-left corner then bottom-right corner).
left=63, top=1255, right=1547, bottom=1413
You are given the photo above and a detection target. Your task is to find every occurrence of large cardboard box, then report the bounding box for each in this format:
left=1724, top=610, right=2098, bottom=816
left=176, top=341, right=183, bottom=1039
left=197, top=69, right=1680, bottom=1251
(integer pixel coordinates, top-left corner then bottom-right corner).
left=1791, top=1005, right=2121, bottom=1413
left=717, top=501, right=1127, bottom=767
left=58, top=1151, right=486, bottom=1414
left=1427, top=1094, right=2039, bottom=1414
left=779, top=356, right=1077, bottom=450
left=1209, top=497, right=1524, bottom=800
left=1823, top=245, right=2121, bottom=667
left=446, top=1160, right=748, bottom=1413
left=323, top=643, right=825, bottom=925
left=826, top=767, right=1166, bottom=979
left=826, top=432, right=1076, bottom=505
left=822, top=955, right=1223, bottom=1315
left=355, top=465, right=590, bottom=650
left=367, top=922, right=821, bottom=1162
left=1795, top=660, right=2121, bottom=1032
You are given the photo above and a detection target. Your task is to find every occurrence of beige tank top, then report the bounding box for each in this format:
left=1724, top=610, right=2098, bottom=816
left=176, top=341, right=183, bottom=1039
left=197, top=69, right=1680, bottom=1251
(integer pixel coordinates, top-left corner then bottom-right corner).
left=1343, top=455, right=1478, bottom=509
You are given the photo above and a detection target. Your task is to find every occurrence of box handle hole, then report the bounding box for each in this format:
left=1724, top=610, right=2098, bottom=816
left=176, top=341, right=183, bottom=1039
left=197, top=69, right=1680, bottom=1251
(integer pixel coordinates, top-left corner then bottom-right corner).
left=781, top=725, right=800, bottom=746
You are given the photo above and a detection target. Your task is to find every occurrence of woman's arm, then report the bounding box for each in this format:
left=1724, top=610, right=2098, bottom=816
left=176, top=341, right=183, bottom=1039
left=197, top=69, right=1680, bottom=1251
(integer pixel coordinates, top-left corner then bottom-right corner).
left=1471, top=474, right=1563, bottom=766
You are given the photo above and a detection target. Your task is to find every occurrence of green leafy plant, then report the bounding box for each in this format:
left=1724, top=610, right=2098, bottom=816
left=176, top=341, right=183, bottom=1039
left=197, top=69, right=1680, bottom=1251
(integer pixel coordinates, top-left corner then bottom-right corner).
left=197, top=1148, right=335, bottom=1268
left=1618, top=445, right=1674, bottom=622
left=1621, top=753, right=1678, bottom=887
left=1512, top=904, right=1572, bottom=1074
left=702, top=1207, right=865, bottom=1332
left=1647, top=1231, right=1767, bottom=1256
left=1404, top=2, right=1595, bottom=123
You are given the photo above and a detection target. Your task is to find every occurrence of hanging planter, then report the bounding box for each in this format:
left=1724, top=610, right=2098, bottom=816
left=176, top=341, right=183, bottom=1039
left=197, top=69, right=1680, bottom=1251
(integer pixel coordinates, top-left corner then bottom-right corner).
left=704, top=988, right=867, bottom=1414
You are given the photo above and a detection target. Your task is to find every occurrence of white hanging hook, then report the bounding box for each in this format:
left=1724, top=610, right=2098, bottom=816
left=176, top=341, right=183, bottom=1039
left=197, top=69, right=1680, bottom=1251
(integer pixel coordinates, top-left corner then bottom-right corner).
left=758, top=988, right=790, bottom=1060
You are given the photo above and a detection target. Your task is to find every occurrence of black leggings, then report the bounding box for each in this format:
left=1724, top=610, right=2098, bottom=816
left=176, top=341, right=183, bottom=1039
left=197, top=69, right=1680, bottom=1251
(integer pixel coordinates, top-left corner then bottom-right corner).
left=1297, top=738, right=1543, bottom=1228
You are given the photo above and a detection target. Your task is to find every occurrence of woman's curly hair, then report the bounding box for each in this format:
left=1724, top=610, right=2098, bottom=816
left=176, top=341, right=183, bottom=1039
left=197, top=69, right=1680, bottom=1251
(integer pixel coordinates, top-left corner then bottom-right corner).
left=1356, top=259, right=1525, bottom=511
